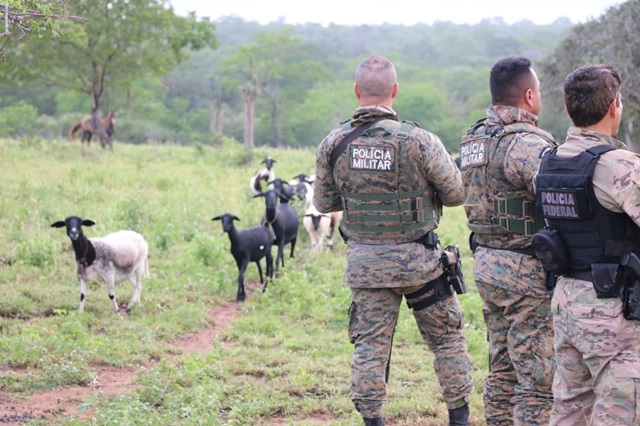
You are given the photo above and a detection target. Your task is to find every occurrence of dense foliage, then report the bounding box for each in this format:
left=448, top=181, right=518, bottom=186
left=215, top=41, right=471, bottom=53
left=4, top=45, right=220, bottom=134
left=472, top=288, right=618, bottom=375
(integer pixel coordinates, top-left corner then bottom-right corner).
left=0, top=1, right=636, bottom=152
left=0, top=13, right=575, bottom=151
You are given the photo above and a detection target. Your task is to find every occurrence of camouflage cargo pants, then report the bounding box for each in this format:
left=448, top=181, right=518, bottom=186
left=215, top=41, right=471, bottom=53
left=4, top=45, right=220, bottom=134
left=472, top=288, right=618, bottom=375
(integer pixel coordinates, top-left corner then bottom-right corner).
left=348, top=286, right=473, bottom=419
left=550, top=277, right=640, bottom=426
left=475, top=280, right=554, bottom=426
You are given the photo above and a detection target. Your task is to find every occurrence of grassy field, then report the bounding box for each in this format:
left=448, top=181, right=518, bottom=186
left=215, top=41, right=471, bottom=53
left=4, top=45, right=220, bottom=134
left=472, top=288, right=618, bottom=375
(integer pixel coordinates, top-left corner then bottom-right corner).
left=0, top=139, right=488, bottom=425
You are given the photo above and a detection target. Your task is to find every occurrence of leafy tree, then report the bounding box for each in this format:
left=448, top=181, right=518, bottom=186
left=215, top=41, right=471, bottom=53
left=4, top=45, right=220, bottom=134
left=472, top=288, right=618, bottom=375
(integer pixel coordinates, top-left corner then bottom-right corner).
left=0, top=1, right=86, bottom=56
left=223, top=29, right=332, bottom=148
left=539, top=0, right=638, bottom=150
left=3, top=0, right=216, bottom=147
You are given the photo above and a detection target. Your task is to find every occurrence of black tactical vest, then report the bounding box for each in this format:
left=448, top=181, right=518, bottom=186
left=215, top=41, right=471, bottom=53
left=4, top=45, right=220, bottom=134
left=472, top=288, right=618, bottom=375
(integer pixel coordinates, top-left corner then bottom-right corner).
left=536, top=145, right=640, bottom=271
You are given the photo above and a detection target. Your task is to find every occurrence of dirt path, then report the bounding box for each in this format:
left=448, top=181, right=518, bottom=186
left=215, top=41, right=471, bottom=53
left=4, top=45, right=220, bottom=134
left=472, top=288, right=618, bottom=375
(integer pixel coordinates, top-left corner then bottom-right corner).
left=0, top=302, right=241, bottom=425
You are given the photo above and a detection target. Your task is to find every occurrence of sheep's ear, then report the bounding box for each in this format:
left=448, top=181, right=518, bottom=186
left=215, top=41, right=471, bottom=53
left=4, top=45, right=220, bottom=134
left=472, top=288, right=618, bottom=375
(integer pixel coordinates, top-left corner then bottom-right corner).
left=51, top=221, right=66, bottom=228
left=233, top=215, right=241, bottom=221
left=212, top=216, right=221, bottom=221
left=82, top=220, right=96, bottom=227
left=253, top=193, right=265, bottom=198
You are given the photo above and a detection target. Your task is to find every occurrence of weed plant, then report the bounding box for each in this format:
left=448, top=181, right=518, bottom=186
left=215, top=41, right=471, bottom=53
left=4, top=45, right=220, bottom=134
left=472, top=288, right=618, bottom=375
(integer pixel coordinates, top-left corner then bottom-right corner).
left=0, top=139, right=488, bottom=425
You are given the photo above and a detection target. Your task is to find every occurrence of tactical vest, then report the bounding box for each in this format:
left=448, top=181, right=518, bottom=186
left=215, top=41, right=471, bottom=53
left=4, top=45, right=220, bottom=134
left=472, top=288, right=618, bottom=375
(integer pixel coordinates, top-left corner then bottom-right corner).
left=460, top=119, right=554, bottom=249
left=334, top=119, right=438, bottom=245
left=536, top=145, right=640, bottom=271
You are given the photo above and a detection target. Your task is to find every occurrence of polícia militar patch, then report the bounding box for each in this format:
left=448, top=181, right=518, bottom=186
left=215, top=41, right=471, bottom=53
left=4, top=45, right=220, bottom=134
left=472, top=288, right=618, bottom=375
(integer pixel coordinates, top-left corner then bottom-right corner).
left=458, top=137, right=488, bottom=170
left=349, top=144, right=396, bottom=171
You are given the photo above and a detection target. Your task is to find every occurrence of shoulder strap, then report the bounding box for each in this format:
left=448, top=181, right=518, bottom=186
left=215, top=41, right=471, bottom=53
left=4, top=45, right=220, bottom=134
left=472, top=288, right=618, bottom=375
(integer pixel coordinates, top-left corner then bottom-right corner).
left=586, top=144, right=617, bottom=157
left=329, top=116, right=387, bottom=169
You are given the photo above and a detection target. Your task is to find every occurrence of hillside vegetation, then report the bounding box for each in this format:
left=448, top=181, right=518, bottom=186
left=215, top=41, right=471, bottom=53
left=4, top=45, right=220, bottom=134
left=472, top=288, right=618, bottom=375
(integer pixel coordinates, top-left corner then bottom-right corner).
left=0, top=140, right=487, bottom=425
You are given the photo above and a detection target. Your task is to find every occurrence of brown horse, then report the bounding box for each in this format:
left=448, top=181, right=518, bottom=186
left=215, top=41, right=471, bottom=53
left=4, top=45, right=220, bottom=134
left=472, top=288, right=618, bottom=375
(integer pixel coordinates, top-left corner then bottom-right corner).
left=68, top=109, right=116, bottom=149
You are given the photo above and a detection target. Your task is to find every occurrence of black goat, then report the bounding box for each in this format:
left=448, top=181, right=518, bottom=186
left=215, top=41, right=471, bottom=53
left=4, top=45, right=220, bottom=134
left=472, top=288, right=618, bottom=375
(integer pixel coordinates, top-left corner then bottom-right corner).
left=268, top=178, right=293, bottom=204
left=287, top=174, right=313, bottom=204
left=255, top=189, right=299, bottom=275
left=212, top=213, right=274, bottom=302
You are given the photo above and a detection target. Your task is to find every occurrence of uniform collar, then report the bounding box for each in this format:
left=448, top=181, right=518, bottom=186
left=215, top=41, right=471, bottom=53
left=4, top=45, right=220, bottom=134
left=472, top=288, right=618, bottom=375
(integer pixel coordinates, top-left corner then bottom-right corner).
left=351, top=105, right=398, bottom=127
left=487, top=105, right=539, bottom=127
left=565, top=126, right=626, bottom=149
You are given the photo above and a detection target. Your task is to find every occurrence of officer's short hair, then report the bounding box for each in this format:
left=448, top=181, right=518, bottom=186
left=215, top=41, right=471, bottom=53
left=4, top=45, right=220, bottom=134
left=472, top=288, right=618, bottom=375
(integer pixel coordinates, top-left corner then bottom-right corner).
left=355, top=56, right=397, bottom=99
left=490, top=56, right=534, bottom=106
left=564, top=65, right=621, bottom=127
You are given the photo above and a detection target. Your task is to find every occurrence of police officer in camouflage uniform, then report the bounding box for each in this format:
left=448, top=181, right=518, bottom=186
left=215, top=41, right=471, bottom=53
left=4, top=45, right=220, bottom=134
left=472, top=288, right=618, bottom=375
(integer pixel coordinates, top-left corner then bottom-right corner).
left=314, top=55, right=473, bottom=426
left=459, top=56, right=556, bottom=426
left=536, top=65, right=640, bottom=426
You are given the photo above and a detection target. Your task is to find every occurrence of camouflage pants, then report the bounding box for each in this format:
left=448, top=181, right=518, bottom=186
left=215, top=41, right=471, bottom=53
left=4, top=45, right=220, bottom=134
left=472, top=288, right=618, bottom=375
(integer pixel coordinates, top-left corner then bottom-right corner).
left=348, top=286, right=473, bottom=419
left=475, top=281, right=554, bottom=426
left=550, top=277, right=640, bottom=426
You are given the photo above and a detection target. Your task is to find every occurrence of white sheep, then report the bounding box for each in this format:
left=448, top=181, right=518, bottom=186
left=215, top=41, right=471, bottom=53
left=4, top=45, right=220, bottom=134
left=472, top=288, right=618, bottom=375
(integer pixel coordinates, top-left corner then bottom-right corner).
left=249, top=157, right=277, bottom=196
left=51, top=216, right=149, bottom=314
left=303, top=205, right=331, bottom=253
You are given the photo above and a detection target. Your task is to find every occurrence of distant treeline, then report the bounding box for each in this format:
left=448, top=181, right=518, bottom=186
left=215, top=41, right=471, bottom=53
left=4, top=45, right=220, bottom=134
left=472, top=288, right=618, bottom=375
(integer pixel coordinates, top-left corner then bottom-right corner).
left=2, top=7, right=636, bottom=152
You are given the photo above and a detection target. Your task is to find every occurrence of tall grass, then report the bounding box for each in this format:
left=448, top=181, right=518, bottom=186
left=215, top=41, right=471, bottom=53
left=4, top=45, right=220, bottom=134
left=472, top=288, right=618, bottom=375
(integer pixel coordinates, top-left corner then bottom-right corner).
left=0, top=139, right=488, bottom=425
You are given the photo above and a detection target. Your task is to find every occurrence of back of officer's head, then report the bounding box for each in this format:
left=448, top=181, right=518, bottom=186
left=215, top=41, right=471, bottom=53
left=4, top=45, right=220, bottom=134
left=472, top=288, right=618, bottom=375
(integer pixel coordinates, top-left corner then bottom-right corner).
left=355, top=56, right=397, bottom=99
left=490, top=56, right=534, bottom=106
left=564, top=65, right=621, bottom=127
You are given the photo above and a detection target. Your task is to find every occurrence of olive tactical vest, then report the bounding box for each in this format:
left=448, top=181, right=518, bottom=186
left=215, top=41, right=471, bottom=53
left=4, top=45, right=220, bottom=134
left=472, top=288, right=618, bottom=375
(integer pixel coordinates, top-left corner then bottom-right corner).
left=333, top=119, right=438, bottom=245
left=460, top=119, right=554, bottom=249
left=536, top=145, right=640, bottom=271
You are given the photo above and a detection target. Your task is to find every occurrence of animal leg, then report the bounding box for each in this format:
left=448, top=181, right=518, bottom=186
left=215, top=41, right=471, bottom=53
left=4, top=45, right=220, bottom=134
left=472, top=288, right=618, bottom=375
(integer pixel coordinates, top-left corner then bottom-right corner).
left=237, top=260, right=249, bottom=302
left=290, top=237, right=297, bottom=258
left=127, top=270, right=143, bottom=313
left=310, top=233, right=319, bottom=253
left=327, top=226, right=336, bottom=251
left=275, top=243, right=284, bottom=277
left=105, top=272, right=120, bottom=314
left=317, top=234, right=325, bottom=253
left=79, top=277, right=87, bottom=313
left=256, top=260, right=264, bottom=285
left=265, top=250, right=273, bottom=285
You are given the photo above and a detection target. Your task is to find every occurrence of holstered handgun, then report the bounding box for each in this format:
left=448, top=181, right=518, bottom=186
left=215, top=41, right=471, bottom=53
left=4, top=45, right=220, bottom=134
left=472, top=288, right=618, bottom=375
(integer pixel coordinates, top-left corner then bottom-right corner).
left=442, top=244, right=467, bottom=295
left=616, top=252, right=640, bottom=321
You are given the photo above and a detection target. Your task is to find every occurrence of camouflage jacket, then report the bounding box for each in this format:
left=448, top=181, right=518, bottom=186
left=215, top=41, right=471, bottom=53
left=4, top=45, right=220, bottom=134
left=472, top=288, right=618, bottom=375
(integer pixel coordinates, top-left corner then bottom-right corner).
left=314, top=105, right=463, bottom=288
left=466, top=105, right=555, bottom=297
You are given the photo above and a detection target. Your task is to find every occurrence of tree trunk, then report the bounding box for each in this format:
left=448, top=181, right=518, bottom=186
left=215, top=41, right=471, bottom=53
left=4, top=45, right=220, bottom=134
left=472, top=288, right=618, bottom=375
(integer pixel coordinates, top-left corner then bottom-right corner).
left=210, top=102, right=224, bottom=145
left=243, top=97, right=254, bottom=148
left=241, top=79, right=258, bottom=148
left=271, top=102, right=282, bottom=148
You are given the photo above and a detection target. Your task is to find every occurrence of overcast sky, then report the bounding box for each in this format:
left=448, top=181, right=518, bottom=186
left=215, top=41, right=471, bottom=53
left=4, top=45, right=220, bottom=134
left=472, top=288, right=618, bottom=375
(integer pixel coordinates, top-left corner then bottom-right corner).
left=169, top=0, right=623, bottom=26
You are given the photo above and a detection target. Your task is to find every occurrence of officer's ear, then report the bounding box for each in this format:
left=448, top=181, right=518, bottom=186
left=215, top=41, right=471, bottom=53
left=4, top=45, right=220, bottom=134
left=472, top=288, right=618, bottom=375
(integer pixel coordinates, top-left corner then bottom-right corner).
left=391, top=82, right=399, bottom=99
left=354, top=83, right=361, bottom=100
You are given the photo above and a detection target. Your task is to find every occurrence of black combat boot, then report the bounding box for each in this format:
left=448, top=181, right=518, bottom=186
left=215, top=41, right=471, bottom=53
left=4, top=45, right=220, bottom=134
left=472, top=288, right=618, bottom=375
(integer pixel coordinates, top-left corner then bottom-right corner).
left=448, top=403, right=469, bottom=426
left=363, top=417, right=385, bottom=426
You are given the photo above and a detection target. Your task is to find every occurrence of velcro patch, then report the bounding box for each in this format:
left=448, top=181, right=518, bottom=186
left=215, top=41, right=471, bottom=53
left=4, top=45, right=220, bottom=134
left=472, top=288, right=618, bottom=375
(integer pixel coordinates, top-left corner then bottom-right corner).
left=349, top=145, right=395, bottom=172
left=459, top=137, right=488, bottom=170
left=539, top=189, right=585, bottom=219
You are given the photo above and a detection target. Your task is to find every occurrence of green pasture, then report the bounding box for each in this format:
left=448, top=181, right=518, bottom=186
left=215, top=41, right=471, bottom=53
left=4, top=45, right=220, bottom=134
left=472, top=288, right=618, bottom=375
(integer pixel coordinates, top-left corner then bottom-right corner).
left=0, top=139, right=488, bottom=425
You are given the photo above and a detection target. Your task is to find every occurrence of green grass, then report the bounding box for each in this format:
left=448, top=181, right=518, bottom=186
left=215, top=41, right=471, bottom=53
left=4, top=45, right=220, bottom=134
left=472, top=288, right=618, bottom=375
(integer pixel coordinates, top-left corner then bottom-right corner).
left=0, top=139, right=488, bottom=425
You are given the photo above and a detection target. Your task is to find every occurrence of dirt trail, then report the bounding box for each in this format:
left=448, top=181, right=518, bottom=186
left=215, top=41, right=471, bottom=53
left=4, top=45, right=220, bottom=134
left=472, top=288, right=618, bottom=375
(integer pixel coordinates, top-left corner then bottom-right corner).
left=0, top=302, right=241, bottom=425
